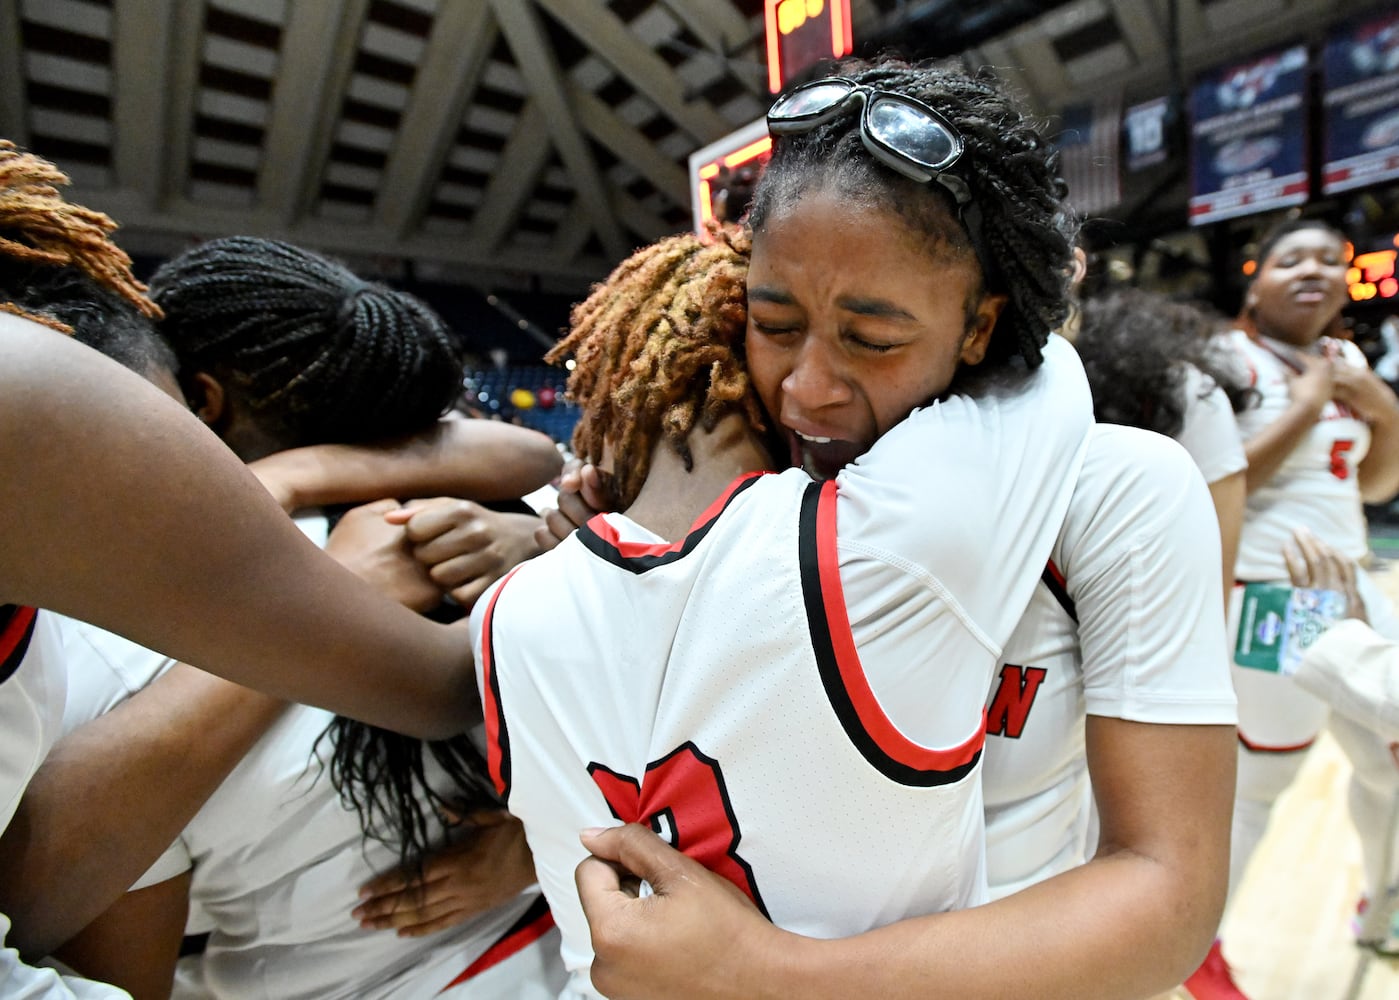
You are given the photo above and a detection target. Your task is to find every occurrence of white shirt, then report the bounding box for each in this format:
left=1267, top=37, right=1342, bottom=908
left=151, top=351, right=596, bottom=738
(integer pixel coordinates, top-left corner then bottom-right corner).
left=474, top=335, right=1093, bottom=997
left=983, top=425, right=1238, bottom=898
left=1228, top=331, right=1372, bottom=579
left=1175, top=364, right=1247, bottom=486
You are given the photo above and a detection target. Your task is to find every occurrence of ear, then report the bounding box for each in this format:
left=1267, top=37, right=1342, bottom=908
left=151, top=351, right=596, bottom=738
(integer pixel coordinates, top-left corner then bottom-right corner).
left=186, top=371, right=227, bottom=427
left=959, top=293, right=1007, bottom=367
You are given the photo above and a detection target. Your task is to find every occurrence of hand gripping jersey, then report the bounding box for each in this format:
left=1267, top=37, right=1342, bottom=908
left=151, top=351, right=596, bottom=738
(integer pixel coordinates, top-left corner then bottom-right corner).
left=982, top=426, right=1238, bottom=899
left=1228, top=330, right=1371, bottom=580
left=473, top=337, right=1093, bottom=997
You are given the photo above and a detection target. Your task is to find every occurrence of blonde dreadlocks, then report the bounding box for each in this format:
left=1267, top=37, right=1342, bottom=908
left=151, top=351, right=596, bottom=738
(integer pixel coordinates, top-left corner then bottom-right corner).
left=0, top=139, right=159, bottom=331
left=546, top=228, right=763, bottom=509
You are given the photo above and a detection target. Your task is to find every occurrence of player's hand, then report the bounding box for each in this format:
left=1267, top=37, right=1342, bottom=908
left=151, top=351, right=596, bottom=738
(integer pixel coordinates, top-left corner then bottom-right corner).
left=534, top=461, right=617, bottom=552
left=577, top=824, right=777, bottom=1000
left=1283, top=525, right=1368, bottom=624
left=353, top=811, right=536, bottom=937
left=1288, top=353, right=1335, bottom=413
left=384, top=499, right=542, bottom=610
left=1330, top=362, right=1399, bottom=425
left=325, top=499, right=442, bottom=612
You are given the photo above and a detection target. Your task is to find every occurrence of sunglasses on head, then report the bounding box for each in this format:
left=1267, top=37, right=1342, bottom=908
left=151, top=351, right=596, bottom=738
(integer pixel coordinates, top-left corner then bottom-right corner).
left=767, top=77, right=993, bottom=283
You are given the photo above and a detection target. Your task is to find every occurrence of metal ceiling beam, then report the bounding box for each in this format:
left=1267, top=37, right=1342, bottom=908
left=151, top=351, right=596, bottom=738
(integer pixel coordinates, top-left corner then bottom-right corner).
left=571, top=85, right=690, bottom=207
left=256, top=0, right=368, bottom=225
left=968, top=37, right=1040, bottom=112
left=110, top=0, right=184, bottom=208
left=376, top=1, right=497, bottom=238
left=1110, top=0, right=1166, bottom=65
left=534, top=0, right=733, bottom=144
left=551, top=198, right=595, bottom=264
left=0, top=0, right=28, bottom=145
left=488, top=0, right=628, bottom=262
left=79, top=185, right=611, bottom=283
left=656, top=0, right=763, bottom=95
left=467, top=101, right=553, bottom=253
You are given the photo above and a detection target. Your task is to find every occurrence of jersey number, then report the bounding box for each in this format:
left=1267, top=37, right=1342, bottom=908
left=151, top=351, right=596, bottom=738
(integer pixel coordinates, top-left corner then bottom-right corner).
left=986, top=664, right=1048, bottom=739
left=1330, top=439, right=1355, bottom=480
left=588, top=742, right=767, bottom=914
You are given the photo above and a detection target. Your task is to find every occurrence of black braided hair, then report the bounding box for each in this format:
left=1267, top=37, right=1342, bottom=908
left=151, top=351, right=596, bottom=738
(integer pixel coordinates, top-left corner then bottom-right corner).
left=320, top=721, right=500, bottom=872
left=748, top=57, right=1076, bottom=373
left=1076, top=288, right=1255, bottom=438
left=0, top=257, right=174, bottom=379
left=150, top=236, right=466, bottom=450
left=153, top=236, right=488, bottom=871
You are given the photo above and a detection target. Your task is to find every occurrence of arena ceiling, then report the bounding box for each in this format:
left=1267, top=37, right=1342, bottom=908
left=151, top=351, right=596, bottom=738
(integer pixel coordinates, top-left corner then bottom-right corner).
left=0, top=0, right=1382, bottom=295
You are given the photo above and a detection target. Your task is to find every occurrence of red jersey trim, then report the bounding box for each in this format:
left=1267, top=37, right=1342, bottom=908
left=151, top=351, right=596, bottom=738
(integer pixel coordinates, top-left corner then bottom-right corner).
left=0, top=605, right=37, bottom=686
left=799, top=481, right=984, bottom=786
left=480, top=569, right=524, bottom=799
left=1237, top=731, right=1315, bottom=754
left=577, top=472, right=767, bottom=572
left=1040, top=559, right=1077, bottom=622
left=436, top=894, right=554, bottom=993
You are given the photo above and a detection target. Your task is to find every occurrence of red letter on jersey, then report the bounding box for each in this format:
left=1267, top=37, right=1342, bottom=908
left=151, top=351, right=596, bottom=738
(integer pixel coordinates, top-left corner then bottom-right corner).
left=588, top=742, right=766, bottom=914
left=985, top=665, right=1048, bottom=739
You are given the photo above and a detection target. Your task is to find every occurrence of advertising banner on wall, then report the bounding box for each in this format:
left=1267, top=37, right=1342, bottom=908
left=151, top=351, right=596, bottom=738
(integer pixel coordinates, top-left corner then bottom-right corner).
left=1323, top=11, right=1399, bottom=195
left=1189, top=45, right=1309, bottom=226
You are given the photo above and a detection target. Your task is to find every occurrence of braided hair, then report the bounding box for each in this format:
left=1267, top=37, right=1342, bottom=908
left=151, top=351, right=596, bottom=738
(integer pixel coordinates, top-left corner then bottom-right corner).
left=546, top=227, right=763, bottom=509
left=150, top=237, right=466, bottom=450
left=1076, top=288, right=1254, bottom=438
left=0, top=140, right=162, bottom=349
left=748, top=57, right=1076, bottom=372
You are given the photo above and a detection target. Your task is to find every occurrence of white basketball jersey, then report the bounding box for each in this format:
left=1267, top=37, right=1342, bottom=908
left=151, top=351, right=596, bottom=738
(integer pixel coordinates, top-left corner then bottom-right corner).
left=480, top=474, right=992, bottom=998
left=0, top=605, right=63, bottom=833
left=982, top=426, right=1237, bottom=898
left=1228, top=330, right=1371, bottom=580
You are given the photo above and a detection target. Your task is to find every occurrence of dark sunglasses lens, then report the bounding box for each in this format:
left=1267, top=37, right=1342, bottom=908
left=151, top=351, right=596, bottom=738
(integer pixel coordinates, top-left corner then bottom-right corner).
left=867, top=99, right=957, bottom=168
left=774, top=80, right=854, bottom=119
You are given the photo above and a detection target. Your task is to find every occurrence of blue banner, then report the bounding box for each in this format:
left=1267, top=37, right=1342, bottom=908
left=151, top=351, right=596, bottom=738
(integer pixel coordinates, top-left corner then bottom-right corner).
left=1323, top=11, right=1399, bottom=195
left=1189, top=45, right=1309, bottom=226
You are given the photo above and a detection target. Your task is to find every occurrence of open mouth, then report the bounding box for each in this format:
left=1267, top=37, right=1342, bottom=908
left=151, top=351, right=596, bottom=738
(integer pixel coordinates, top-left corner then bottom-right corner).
left=788, top=429, right=864, bottom=481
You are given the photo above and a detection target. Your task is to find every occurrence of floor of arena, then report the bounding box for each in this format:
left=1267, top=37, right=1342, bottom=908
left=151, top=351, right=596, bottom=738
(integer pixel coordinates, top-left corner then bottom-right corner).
left=1188, top=555, right=1399, bottom=999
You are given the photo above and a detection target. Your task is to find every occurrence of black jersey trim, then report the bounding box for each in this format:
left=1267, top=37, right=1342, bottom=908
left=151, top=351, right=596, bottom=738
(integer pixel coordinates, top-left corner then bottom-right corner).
left=798, top=482, right=983, bottom=788
left=0, top=605, right=37, bottom=686
left=577, top=474, right=765, bottom=573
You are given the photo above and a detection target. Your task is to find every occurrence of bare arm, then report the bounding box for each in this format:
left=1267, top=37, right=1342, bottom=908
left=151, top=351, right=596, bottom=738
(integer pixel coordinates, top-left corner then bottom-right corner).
left=248, top=415, right=562, bottom=513
left=578, top=721, right=1233, bottom=1000
left=0, top=665, right=280, bottom=958
left=1242, top=355, right=1330, bottom=492
left=50, top=873, right=190, bottom=1000
left=1208, top=469, right=1246, bottom=601
left=0, top=315, right=476, bottom=737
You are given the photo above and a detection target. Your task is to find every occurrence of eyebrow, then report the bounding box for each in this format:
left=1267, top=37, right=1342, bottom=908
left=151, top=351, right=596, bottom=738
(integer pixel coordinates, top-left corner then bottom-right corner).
left=749, top=286, right=918, bottom=322
left=836, top=296, right=918, bottom=321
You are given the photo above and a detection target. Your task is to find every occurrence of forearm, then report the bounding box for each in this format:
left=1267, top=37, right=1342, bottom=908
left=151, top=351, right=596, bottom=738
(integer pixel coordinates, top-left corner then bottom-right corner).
left=1358, top=406, right=1399, bottom=503
left=249, top=417, right=563, bottom=511
left=1207, top=470, right=1246, bottom=602
left=0, top=665, right=280, bottom=957
left=758, top=849, right=1216, bottom=1000
left=0, top=319, right=477, bottom=735
left=1243, top=398, right=1324, bottom=491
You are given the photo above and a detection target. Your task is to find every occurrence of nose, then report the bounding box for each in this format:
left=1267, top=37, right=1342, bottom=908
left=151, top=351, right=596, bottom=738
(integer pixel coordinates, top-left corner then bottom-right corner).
left=781, top=335, right=853, bottom=413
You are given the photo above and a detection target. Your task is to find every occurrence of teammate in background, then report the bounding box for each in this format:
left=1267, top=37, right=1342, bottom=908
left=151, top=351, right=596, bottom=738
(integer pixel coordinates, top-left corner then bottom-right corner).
left=466, top=58, right=1234, bottom=1000
left=1204, top=217, right=1399, bottom=995
left=49, top=236, right=564, bottom=1000
left=1074, top=288, right=1251, bottom=601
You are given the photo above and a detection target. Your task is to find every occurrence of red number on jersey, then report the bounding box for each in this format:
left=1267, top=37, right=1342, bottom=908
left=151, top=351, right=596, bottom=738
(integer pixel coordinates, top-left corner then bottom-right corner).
left=588, top=742, right=767, bottom=914
left=1330, top=439, right=1355, bottom=480
left=985, top=664, right=1048, bottom=739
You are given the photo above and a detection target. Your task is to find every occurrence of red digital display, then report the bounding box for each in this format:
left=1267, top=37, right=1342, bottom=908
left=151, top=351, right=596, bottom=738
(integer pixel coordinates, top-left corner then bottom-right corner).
left=766, top=0, right=853, bottom=94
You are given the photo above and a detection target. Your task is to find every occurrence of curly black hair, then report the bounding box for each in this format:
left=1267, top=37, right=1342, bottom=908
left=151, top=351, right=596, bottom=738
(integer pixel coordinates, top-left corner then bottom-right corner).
left=1076, top=287, right=1254, bottom=438
left=748, top=57, right=1076, bottom=373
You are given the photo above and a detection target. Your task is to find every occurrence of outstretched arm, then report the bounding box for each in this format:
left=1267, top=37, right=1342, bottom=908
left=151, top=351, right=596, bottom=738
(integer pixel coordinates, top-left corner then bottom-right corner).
left=0, top=315, right=475, bottom=737
left=248, top=415, right=562, bottom=513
